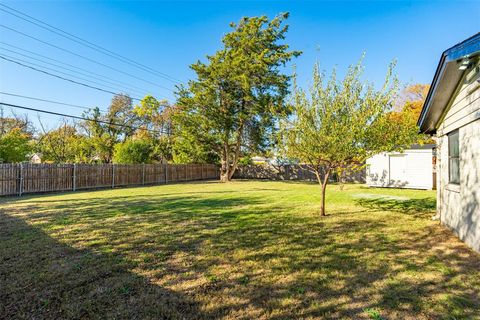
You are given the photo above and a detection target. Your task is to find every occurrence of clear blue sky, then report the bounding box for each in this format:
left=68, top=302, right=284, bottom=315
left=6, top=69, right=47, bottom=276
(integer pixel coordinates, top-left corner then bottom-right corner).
left=0, top=0, right=478, bottom=129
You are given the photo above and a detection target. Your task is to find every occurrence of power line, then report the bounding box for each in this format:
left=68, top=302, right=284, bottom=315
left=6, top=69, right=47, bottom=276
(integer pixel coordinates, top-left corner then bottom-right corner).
left=0, top=42, right=154, bottom=96
left=0, top=49, right=146, bottom=97
left=0, top=24, right=175, bottom=94
left=0, top=102, right=170, bottom=135
left=0, top=3, right=182, bottom=84
left=0, top=54, right=142, bottom=101
left=0, top=91, right=107, bottom=113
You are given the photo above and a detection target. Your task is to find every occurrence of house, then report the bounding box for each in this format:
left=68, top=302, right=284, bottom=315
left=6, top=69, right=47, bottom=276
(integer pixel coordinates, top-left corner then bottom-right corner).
left=418, top=33, right=480, bottom=252
left=366, top=144, right=436, bottom=190
left=30, top=153, right=42, bottom=163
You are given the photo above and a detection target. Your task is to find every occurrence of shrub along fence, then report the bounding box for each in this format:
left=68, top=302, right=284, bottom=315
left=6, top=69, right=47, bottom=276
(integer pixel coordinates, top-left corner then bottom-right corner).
left=0, top=163, right=219, bottom=196
left=233, top=164, right=365, bottom=183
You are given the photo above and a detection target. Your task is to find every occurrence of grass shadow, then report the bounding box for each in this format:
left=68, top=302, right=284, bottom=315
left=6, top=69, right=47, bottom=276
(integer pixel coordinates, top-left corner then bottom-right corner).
left=1, top=181, right=479, bottom=319
left=0, top=213, right=209, bottom=319
left=355, top=196, right=436, bottom=218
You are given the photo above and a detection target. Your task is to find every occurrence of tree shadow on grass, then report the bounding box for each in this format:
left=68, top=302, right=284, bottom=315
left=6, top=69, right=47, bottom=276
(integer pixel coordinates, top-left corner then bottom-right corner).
left=0, top=213, right=208, bottom=320
left=2, top=186, right=479, bottom=319
left=355, top=197, right=436, bottom=218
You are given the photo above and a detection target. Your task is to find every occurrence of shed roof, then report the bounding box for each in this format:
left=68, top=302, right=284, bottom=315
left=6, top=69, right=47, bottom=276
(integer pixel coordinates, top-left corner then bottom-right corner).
left=408, top=144, right=436, bottom=150
left=418, top=33, right=480, bottom=134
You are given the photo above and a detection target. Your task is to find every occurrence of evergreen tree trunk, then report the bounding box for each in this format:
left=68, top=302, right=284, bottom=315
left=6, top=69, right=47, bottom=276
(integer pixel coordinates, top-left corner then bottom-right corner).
left=220, top=164, right=229, bottom=182
left=220, top=142, right=230, bottom=182
left=227, top=127, right=243, bottom=181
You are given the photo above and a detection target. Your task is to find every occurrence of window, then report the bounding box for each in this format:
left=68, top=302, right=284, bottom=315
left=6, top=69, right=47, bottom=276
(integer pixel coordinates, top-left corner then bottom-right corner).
left=448, top=130, right=460, bottom=184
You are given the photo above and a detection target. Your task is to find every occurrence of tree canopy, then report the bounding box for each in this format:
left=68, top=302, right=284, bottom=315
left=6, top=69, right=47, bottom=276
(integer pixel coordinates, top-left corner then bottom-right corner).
left=280, top=58, right=420, bottom=215
left=0, top=128, right=32, bottom=163
left=174, top=13, right=301, bottom=181
left=113, top=138, right=153, bottom=164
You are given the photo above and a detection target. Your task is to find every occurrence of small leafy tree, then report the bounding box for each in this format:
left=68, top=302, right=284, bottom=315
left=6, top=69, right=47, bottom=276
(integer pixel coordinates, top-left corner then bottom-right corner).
left=82, top=94, right=139, bottom=162
left=0, top=128, right=32, bottom=163
left=37, top=123, right=91, bottom=163
left=113, top=138, right=152, bottom=164
left=133, top=95, right=175, bottom=162
left=175, top=13, right=301, bottom=181
left=280, top=58, right=419, bottom=216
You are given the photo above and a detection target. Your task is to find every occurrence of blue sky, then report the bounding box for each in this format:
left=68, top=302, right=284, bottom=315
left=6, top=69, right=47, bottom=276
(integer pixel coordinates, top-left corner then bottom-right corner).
left=0, top=0, right=479, bottom=129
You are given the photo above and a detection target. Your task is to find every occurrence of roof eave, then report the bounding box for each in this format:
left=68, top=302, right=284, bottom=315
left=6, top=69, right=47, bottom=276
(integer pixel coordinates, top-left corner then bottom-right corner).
left=418, top=33, right=480, bottom=134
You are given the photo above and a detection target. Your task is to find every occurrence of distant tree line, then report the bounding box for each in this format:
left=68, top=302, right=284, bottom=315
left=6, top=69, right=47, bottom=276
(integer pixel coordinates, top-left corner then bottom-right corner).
left=1, top=94, right=181, bottom=164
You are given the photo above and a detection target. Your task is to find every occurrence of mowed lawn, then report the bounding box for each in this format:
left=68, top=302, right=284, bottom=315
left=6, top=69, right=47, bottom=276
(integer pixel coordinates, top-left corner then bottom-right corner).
left=1, top=181, right=479, bottom=319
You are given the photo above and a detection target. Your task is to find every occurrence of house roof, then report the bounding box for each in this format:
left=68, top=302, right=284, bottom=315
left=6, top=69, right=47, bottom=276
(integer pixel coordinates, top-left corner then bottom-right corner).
left=418, top=33, right=480, bottom=134
left=408, top=144, right=436, bottom=150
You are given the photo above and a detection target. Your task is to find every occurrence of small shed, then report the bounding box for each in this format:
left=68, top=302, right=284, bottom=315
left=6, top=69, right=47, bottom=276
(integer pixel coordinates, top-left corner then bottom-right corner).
left=366, top=144, right=435, bottom=190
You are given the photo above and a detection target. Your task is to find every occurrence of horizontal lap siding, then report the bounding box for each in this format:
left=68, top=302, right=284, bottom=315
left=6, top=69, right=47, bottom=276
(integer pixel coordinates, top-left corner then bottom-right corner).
left=0, top=163, right=219, bottom=196
left=436, top=61, right=480, bottom=252
left=439, top=62, right=480, bottom=135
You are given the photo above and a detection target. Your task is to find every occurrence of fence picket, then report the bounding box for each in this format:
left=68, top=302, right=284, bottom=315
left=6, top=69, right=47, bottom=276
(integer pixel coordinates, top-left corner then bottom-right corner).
left=0, top=163, right=219, bottom=196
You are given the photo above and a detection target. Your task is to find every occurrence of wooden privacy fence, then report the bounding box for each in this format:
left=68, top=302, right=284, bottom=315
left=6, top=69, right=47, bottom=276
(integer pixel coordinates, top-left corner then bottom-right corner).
left=233, top=164, right=366, bottom=183
left=0, top=163, right=219, bottom=196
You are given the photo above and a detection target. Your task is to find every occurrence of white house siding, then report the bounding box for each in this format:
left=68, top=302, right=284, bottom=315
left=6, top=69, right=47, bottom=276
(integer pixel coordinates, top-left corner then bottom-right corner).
left=366, top=149, right=434, bottom=189
left=436, top=64, right=480, bottom=252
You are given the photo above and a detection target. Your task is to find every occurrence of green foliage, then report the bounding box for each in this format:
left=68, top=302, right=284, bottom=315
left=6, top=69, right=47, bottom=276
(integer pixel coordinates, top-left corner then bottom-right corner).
left=0, top=113, right=34, bottom=137
left=82, top=94, right=140, bottom=162
left=36, top=124, right=92, bottom=163
left=133, top=95, right=168, bottom=130
left=175, top=13, right=300, bottom=181
left=238, top=156, right=253, bottom=165
left=280, top=57, right=419, bottom=215
left=150, top=135, right=173, bottom=163
left=172, top=134, right=219, bottom=164
left=133, top=95, right=175, bottom=162
left=365, top=308, right=385, bottom=320
left=113, top=138, right=153, bottom=164
left=0, top=128, right=32, bottom=163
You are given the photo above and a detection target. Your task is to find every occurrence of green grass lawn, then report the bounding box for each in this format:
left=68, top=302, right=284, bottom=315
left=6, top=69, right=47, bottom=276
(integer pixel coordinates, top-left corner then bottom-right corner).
left=1, top=181, right=479, bottom=319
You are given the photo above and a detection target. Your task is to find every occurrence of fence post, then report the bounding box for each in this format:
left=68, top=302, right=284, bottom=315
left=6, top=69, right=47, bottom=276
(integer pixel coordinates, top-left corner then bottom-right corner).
left=165, top=163, right=168, bottom=184
left=201, top=164, right=204, bottom=180
left=18, top=163, right=24, bottom=196
left=73, top=163, right=76, bottom=191
left=142, top=163, right=145, bottom=185
left=112, top=163, right=115, bottom=189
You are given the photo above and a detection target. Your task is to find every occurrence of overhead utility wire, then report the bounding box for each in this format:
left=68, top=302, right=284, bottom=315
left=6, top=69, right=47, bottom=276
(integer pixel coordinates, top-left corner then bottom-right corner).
left=0, top=55, right=142, bottom=101
left=0, top=24, right=174, bottom=94
left=0, top=91, right=108, bottom=113
left=0, top=4, right=182, bottom=84
left=0, top=53, right=142, bottom=99
left=0, top=102, right=170, bottom=135
left=0, top=42, right=155, bottom=95
left=0, top=47, right=145, bottom=97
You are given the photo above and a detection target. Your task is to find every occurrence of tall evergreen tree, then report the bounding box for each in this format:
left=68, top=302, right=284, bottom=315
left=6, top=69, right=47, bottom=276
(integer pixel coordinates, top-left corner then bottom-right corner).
left=175, top=13, right=301, bottom=181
